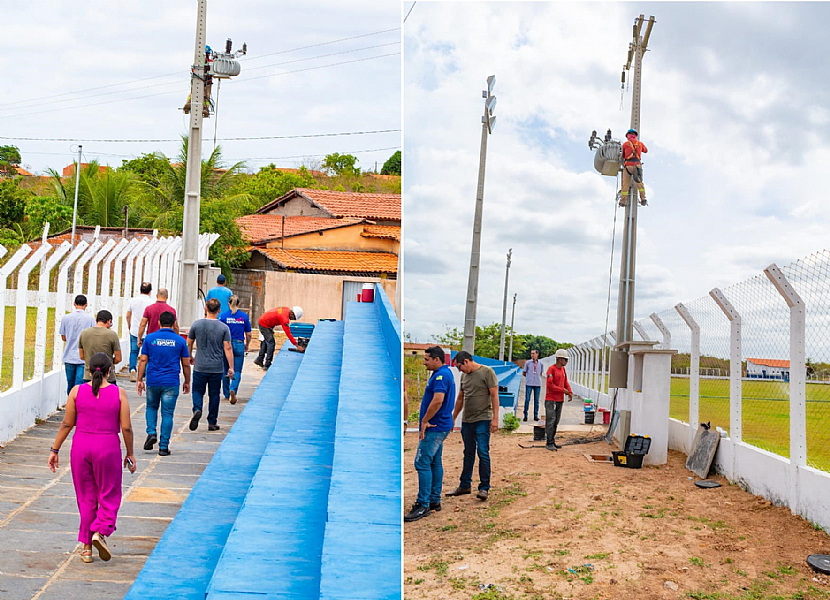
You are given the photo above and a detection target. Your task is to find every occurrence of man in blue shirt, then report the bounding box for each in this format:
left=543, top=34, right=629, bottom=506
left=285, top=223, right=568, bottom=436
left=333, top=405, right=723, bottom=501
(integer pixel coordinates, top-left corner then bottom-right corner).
left=136, top=311, right=191, bottom=456
left=206, top=274, right=232, bottom=315
left=405, top=346, right=455, bottom=523
left=219, top=295, right=252, bottom=404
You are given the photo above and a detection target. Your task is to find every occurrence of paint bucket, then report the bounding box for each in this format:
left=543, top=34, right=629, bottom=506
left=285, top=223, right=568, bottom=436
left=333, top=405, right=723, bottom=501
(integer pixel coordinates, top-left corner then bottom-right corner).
left=361, top=283, right=375, bottom=303
left=585, top=411, right=596, bottom=425
left=602, top=410, right=611, bottom=425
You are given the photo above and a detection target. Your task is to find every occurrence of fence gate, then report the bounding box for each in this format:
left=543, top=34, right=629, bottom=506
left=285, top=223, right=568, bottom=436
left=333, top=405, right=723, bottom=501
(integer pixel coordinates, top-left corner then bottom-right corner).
left=341, top=281, right=365, bottom=319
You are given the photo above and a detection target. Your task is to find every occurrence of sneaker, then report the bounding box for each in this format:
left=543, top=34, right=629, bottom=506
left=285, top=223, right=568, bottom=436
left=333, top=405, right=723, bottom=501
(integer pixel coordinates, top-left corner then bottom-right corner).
left=189, top=410, right=202, bottom=431
left=208, top=424, right=220, bottom=431
left=445, top=487, right=472, bottom=497
left=229, top=390, right=237, bottom=405
left=403, top=503, right=431, bottom=522
left=262, top=364, right=270, bottom=371
left=91, top=532, right=111, bottom=562
left=546, top=445, right=557, bottom=451
left=430, top=502, right=442, bottom=512
left=639, top=198, right=648, bottom=206
left=476, top=489, right=489, bottom=501
left=523, top=416, right=528, bottom=422
left=253, top=358, right=263, bottom=367
left=130, top=370, right=137, bottom=383
left=158, top=448, right=171, bottom=457
left=143, top=434, right=157, bottom=451
left=554, top=442, right=562, bottom=449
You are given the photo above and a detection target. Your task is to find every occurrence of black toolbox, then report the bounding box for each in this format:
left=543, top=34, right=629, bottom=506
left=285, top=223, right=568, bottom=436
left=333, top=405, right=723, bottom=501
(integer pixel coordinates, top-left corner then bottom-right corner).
left=612, top=434, right=651, bottom=469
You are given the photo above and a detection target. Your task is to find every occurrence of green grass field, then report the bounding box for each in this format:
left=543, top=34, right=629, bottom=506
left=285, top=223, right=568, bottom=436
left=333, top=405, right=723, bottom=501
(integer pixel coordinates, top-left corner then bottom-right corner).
left=0, top=306, right=56, bottom=392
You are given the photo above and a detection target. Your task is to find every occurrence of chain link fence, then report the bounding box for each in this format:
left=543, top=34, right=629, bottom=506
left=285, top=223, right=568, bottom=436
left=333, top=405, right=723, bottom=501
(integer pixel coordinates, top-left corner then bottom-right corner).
left=572, top=248, right=830, bottom=473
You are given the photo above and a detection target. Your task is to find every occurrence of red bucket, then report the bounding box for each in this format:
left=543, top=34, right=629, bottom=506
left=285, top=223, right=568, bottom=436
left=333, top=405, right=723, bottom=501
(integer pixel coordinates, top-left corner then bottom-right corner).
left=602, top=410, right=611, bottom=425
left=360, top=283, right=375, bottom=303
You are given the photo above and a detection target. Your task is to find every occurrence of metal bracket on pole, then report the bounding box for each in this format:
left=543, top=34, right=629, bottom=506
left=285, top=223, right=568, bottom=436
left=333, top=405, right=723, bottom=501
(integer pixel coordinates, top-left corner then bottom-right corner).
left=633, top=320, right=650, bottom=341
left=649, top=312, right=671, bottom=349
left=710, top=287, right=742, bottom=460
left=764, top=263, right=806, bottom=512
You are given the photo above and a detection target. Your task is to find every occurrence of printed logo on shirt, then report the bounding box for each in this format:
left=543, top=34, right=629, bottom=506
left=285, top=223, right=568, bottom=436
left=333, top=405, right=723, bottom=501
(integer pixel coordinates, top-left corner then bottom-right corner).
left=153, top=339, right=178, bottom=347
left=436, top=375, right=442, bottom=380
left=226, top=318, right=245, bottom=325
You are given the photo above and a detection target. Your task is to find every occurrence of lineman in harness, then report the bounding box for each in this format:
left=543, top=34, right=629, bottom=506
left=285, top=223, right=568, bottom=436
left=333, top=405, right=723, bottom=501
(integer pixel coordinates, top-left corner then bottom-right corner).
left=620, top=128, right=648, bottom=207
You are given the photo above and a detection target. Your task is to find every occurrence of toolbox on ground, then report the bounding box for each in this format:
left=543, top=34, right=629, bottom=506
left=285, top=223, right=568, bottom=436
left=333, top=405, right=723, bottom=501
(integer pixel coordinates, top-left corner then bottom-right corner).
left=612, top=434, right=651, bottom=469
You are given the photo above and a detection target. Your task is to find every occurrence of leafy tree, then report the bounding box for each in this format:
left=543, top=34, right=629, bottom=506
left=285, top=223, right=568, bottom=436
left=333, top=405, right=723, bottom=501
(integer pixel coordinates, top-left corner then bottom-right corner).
left=229, top=164, right=316, bottom=209
left=516, top=335, right=572, bottom=360
left=0, top=145, right=22, bottom=178
left=47, top=161, right=137, bottom=228
left=0, top=178, right=27, bottom=225
left=24, top=195, right=73, bottom=238
left=433, top=322, right=530, bottom=360
left=118, top=153, right=171, bottom=187
left=380, top=150, right=401, bottom=176
left=322, top=153, right=359, bottom=176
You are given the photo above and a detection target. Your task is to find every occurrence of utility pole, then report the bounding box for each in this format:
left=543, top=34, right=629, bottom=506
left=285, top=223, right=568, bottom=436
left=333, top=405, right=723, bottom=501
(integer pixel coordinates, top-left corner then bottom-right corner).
left=179, top=0, right=208, bottom=330
left=608, top=14, right=655, bottom=388
left=70, top=145, right=82, bottom=246
left=462, top=75, right=497, bottom=354
left=508, top=292, right=517, bottom=362
left=498, top=248, right=512, bottom=361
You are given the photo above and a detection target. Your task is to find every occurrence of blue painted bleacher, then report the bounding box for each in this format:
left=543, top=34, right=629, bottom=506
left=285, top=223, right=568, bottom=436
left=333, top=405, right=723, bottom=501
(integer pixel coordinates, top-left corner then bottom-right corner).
left=123, top=343, right=304, bottom=600
left=449, top=350, right=522, bottom=409
left=319, top=301, right=400, bottom=599
left=205, top=320, right=344, bottom=598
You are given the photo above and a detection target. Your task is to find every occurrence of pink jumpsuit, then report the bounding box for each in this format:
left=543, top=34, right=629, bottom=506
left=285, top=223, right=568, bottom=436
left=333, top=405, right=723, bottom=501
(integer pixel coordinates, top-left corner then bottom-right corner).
left=70, top=383, right=123, bottom=545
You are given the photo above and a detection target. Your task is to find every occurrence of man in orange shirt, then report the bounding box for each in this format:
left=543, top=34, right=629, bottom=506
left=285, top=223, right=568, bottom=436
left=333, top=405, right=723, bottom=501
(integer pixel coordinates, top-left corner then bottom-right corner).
left=544, top=348, right=574, bottom=451
left=253, top=305, right=304, bottom=370
left=620, top=128, right=648, bottom=207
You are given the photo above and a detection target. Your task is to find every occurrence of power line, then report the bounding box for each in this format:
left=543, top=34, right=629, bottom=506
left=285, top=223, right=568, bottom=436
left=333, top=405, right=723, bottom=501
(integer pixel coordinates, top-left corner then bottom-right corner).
left=0, top=27, right=401, bottom=109
left=404, top=2, right=417, bottom=23
left=1, top=129, right=399, bottom=143
left=0, top=41, right=401, bottom=113
left=232, top=146, right=401, bottom=161
left=0, top=52, right=400, bottom=120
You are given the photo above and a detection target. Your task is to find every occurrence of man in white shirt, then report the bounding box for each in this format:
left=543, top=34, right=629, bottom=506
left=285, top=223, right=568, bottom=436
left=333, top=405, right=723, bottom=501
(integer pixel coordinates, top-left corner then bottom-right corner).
left=126, top=282, right=154, bottom=382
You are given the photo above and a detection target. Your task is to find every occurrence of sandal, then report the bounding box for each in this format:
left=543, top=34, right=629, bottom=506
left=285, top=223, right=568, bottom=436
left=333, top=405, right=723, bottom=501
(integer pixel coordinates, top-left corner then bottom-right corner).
left=80, top=549, right=93, bottom=563
left=91, top=532, right=112, bottom=562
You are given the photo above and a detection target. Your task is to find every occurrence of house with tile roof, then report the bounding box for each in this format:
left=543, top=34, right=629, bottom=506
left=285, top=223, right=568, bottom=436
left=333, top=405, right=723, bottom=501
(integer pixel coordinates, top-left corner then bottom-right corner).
left=746, top=358, right=790, bottom=381
left=232, top=188, right=400, bottom=324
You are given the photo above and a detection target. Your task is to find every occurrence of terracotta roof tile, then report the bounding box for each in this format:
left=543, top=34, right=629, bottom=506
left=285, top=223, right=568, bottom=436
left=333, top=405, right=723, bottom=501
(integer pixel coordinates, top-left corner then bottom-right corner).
left=256, top=188, right=400, bottom=221
left=14, top=166, right=33, bottom=176
left=361, top=224, right=400, bottom=241
left=257, top=248, right=398, bottom=274
left=236, top=215, right=364, bottom=245
left=747, top=358, right=790, bottom=369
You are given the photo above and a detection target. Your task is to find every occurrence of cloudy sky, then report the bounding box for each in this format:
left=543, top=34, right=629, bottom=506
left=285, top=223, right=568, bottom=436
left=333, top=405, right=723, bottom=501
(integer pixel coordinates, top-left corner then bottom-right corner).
left=1, top=1, right=400, bottom=174
left=403, top=2, right=830, bottom=348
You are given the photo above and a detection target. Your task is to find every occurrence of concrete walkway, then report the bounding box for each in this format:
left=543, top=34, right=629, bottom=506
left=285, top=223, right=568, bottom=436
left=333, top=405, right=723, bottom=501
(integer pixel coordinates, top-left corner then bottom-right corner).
left=0, top=354, right=265, bottom=600
left=513, top=377, right=607, bottom=434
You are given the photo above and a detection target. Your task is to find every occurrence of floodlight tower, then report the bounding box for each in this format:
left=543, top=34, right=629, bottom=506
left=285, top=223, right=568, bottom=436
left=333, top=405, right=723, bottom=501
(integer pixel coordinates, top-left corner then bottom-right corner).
left=589, top=15, right=655, bottom=387
left=462, top=76, right=497, bottom=355
left=179, top=0, right=246, bottom=329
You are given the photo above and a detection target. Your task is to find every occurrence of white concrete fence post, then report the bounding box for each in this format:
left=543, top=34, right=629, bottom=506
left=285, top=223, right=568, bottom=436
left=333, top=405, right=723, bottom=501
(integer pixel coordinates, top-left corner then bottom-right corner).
left=34, top=242, right=72, bottom=380
left=73, top=239, right=103, bottom=299
left=764, top=263, right=806, bottom=515
left=675, top=302, right=700, bottom=450
left=12, top=244, right=52, bottom=389
left=100, top=239, right=129, bottom=315
left=710, top=287, right=742, bottom=480
left=0, top=245, right=33, bottom=381
left=53, top=242, right=90, bottom=371
left=650, top=312, right=671, bottom=350
left=634, top=320, right=650, bottom=342
left=86, top=239, right=117, bottom=316
left=122, top=238, right=150, bottom=338
left=109, top=239, right=138, bottom=337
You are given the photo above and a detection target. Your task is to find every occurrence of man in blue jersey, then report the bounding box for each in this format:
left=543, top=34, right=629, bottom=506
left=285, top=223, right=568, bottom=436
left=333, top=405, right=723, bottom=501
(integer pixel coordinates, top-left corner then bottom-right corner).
left=136, top=311, right=191, bottom=456
left=219, top=295, right=252, bottom=405
left=206, top=274, right=232, bottom=315
left=405, top=346, right=455, bottom=523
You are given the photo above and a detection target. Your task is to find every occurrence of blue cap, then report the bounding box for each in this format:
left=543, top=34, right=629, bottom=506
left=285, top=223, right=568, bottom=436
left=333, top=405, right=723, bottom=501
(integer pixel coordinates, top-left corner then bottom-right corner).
left=217, top=274, right=226, bottom=284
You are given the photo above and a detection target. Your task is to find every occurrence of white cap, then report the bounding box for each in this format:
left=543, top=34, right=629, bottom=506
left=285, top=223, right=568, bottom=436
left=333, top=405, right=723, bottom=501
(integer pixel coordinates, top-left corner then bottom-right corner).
left=292, top=305, right=303, bottom=320
left=555, top=348, right=570, bottom=360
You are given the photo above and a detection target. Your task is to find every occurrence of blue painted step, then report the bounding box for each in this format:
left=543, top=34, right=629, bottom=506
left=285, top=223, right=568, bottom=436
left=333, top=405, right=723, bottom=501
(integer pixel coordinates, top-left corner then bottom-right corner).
left=206, top=320, right=345, bottom=599
left=124, top=343, right=304, bottom=600
left=319, top=302, right=401, bottom=600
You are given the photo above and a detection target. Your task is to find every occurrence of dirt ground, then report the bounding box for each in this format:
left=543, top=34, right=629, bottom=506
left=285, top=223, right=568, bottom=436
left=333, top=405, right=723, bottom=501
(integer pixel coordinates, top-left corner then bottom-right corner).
left=403, top=430, right=830, bottom=600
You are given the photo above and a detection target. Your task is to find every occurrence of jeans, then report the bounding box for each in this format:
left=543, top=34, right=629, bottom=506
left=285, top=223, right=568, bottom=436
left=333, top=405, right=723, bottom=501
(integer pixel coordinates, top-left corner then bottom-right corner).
left=223, top=340, right=245, bottom=398
left=146, top=386, right=179, bottom=450
left=257, top=326, right=276, bottom=366
left=524, top=386, right=541, bottom=420
left=545, top=401, right=564, bottom=446
left=460, top=420, right=491, bottom=491
left=64, top=363, right=85, bottom=395
left=192, top=371, right=222, bottom=425
left=129, top=334, right=140, bottom=372
left=414, top=429, right=450, bottom=506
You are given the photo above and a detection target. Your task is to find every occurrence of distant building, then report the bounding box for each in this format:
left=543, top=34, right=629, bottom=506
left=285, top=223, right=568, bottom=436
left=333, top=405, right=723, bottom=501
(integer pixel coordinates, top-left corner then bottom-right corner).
left=746, top=358, right=790, bottom=381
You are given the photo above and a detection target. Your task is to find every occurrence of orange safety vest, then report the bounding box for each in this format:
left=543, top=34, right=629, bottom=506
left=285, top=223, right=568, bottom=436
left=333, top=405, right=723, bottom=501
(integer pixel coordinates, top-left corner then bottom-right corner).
left=622, top=139, right=648, bottom=166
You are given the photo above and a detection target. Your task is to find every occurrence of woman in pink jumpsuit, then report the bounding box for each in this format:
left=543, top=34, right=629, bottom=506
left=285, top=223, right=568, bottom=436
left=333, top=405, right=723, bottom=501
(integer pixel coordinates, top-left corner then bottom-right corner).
left=49, top=352, right=136, bottom=563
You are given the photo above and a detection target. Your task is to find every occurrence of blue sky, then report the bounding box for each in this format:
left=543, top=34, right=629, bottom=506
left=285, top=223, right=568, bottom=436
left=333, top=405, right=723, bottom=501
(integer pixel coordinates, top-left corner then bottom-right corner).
left=1, top=1, right=401, bottom=174
left=403, top=2, right=830, bottom=347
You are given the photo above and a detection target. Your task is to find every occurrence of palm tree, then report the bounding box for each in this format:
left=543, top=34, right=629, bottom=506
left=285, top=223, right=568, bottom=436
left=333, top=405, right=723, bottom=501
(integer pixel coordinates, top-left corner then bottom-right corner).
left=48, top=161, right=137, bottom=228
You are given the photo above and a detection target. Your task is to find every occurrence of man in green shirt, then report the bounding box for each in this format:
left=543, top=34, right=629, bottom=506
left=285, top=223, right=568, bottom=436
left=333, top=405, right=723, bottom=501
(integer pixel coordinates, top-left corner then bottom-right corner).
left=445, top=351, right=499, bottom=501
left=78, top=310, right=123, bottom=384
